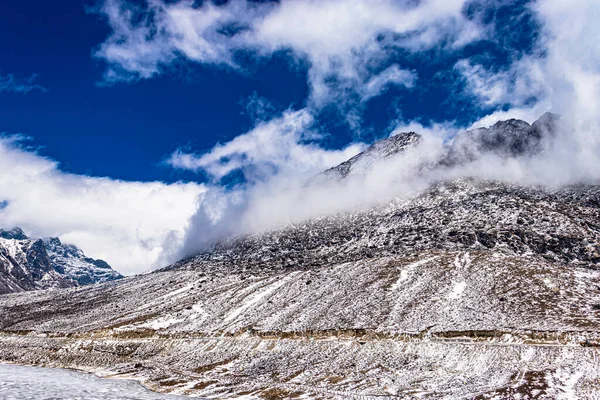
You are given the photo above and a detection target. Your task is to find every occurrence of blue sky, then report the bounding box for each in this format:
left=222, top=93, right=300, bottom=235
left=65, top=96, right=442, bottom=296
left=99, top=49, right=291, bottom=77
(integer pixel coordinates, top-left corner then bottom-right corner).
left=0, top=0, right=598, bottom=274
left=0, top=0, right=539, bottom=184
left=0, top=0, right=308, bottom=182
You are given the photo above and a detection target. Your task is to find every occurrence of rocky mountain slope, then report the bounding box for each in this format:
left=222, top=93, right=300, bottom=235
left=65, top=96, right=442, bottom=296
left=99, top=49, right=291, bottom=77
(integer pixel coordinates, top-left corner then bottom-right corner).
left=0, top=114, right=599, bottom=399
left=441, top=112, right=561, bottom=166
left=0, top=228, right=122, bottom=295
left=312, top=131, right=421, bottom=182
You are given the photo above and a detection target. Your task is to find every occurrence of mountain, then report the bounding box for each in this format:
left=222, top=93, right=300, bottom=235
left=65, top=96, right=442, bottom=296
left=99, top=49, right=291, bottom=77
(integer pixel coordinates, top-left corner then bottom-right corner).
left=442, top=112, right=561, bottom=166
left=0, top=114, right=599, bottom=399
left=0, top=228, right=123, bottom=295
left=42, top=237, right=122, bottom=286
left=311, top=131, right=420, bottom=182
left=312, top=112, right=561, bottom=183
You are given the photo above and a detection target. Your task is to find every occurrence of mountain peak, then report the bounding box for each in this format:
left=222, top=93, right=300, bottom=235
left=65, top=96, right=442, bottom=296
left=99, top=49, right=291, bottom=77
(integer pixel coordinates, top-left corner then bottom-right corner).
left=490, top=118, right=531, bottom=132
left=0, top=227, right=28, bottom=240
left=531, top=111, right=560, bottom=134
left=312, top=113, right=562, bottom=182
left=0, top=228, right=123, bottom=294
left=42, top=237, right=62, bottom=247
left=311, top=131, right=421, bottom=183
left=368, top=131, right=420, bottom=156
left=442, top=113, right=560, bottom=166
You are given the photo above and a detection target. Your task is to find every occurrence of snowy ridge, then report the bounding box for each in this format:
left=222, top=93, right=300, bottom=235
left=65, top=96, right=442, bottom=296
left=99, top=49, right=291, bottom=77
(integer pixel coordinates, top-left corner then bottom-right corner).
left=0, top=228, right=122, bottom=294
left=43, top=237, right=122, bottom=286
left=0, top=114, right=599, bottom=398
left=311, top=131, right=421, bottom=183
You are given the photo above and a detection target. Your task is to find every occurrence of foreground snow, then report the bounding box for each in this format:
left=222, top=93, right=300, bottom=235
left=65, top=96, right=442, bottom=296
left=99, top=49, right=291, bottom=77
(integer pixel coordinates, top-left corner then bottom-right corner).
left=0, top=363, right=190, bottom=400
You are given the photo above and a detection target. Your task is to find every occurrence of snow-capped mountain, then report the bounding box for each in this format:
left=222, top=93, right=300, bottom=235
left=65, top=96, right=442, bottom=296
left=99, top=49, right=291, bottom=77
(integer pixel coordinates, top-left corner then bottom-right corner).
left=442, top=112, right=560, bottom=165
left=0, top=114, right=599, bottom=399
left=0, top=228, right=122, bottom=295
left=42, top=237, right=122, bottom=286
left=312, top=131, right=421, bottom=182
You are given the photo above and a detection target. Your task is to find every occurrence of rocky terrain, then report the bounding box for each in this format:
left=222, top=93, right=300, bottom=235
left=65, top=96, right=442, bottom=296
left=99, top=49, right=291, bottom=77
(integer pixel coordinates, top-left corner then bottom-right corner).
left=0, top=228, right=123, bottom=295
left=311, top=131, right=421, bottom=182
left=0, top=114, right=599, bottom=399
left=441, top=112, right=561, bottom=165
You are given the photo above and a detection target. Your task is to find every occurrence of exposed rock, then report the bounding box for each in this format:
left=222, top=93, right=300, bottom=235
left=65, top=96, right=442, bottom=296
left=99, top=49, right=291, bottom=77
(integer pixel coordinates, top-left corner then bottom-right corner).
left=0, top=114, right=599, bottom=399
left=311, top=131, right=420, bottom=183
left=0, top=229, right=123, bottom=294
left=43, top=236, right=123, bottom=286
left=0, top=227, right=28, bottom=240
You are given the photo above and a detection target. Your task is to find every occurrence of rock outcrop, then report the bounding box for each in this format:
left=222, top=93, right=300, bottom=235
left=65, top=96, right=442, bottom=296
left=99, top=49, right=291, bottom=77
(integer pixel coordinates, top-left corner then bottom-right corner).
left=0, top=228, right=122, bottom=295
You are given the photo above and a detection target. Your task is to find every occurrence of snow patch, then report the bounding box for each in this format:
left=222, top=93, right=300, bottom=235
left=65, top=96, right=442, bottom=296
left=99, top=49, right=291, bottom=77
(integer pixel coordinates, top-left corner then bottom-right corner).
left=449, top=281, right=466, bottom=299
left=138, top=315, right=185, bottom=330
left=453, top=252, right=471, bottom=269
left=391, top=256, right=438, bottom=291
left=222, top=271, right=302, bottom=326
left=553, top=368, right=584, bottom=400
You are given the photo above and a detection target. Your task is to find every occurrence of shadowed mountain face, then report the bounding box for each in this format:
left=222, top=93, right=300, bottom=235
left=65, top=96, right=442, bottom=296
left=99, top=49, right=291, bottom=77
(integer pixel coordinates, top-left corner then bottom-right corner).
left=0, top=114, right=599, bottom=399
left=0, top=228, right=28, bottom=240
left=0, top=228, right=122, bottom=295
left=442, top=112, right=561, bottom=166
left=310, top=112, right=561, bottom=185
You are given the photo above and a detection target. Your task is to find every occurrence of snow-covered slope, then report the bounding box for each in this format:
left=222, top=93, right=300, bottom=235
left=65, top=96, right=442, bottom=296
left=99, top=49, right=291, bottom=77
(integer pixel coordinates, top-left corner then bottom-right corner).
left=311, top=131, right=421, bottom=183
left=42, top=237, right=122, bottom=286
left=0, top=114, right=599, bottom=399
left=0, top=228, right=122, bottom=295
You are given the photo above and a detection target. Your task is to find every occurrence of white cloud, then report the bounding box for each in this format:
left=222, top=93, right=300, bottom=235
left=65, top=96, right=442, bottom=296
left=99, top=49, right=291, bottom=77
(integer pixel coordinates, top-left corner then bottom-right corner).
left=94, top=0, right=253, bottom=81
left=0, top=74, right=46, bottom=94
left=533, top=0, right=600, bottom=183
left=174, top=0, right=600, bottom=259
left=167, top=109, right=365, bottom=182
left=77, top=0, right=600, bottom=266
left=253, top=0, right=476, bottom=106
left=94, top=0, right=480, bottom=105
left=0, top=136, right=205, bottom=275
left=455, top=57, right=548, bottom=110
left=535, top=0, right=600, bottom=122
left=177, top=128, right=447, bottom=259
left=458, top=0, right=600, bottom=177
left=361, top=65, right=417, bottom=102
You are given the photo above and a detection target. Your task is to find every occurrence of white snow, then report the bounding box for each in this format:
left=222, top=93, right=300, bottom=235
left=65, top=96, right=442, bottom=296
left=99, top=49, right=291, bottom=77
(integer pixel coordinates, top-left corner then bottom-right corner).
left=222, top=271, right=302, bottom=326
left=391, top=256, right=438, bottom=291
left=448, top=281, right=466, bottom=300
left=139, top=315, right=185, bottom=330
left=552, top=368, right=584, bottom=400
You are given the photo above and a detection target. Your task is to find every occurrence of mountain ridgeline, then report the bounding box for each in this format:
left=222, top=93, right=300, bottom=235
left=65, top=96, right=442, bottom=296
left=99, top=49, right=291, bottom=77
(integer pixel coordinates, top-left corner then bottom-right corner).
left=0, top=113, right=599, bottom=399
left=0, top=228, right=122, bottom=295
left=310, top=112, right=561, bottom=185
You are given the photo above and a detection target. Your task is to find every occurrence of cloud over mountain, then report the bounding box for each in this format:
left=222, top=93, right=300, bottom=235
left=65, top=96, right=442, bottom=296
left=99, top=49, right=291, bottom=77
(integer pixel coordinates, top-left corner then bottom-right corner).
left=142, top=0, right=600, bottom=261
left=0, top=136, right=205, bottom=275
left=4, top=0, right=600, bottom=272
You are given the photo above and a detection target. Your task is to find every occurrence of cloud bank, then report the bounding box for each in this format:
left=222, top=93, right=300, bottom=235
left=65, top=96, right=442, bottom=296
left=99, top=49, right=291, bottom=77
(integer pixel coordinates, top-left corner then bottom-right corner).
left=161, top=0, right=600, bottom=260
left=0, top=136, right=205, bottom=275
left=5, top=0, right=598, bottom=272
